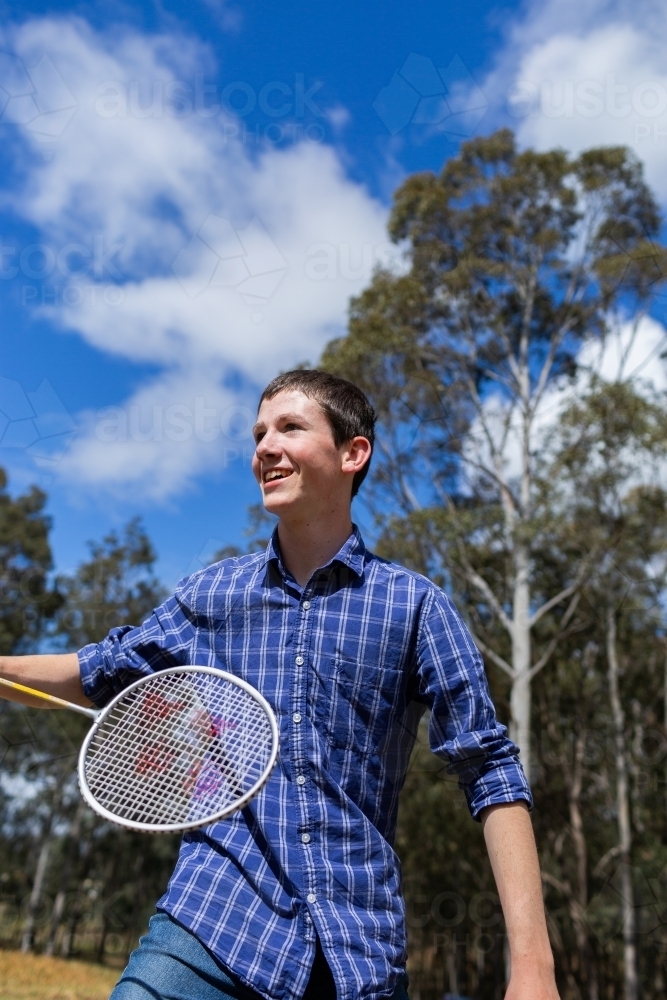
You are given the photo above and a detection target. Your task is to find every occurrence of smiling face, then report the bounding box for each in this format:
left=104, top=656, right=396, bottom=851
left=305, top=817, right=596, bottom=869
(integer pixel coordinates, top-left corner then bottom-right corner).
left=251, top=390, right=370, bottom=522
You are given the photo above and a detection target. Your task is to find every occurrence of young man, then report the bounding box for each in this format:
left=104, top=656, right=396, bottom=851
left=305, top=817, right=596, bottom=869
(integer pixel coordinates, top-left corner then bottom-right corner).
left=0, top=370, right=559, bottom=1000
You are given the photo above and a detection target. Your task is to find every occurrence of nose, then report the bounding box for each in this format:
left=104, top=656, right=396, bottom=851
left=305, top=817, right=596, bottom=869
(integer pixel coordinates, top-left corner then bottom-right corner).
left=254, top=427, right=281, bottom=460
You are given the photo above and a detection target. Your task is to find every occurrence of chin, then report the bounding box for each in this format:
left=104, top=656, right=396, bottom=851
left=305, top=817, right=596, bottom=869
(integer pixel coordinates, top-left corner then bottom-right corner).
left=262, top=493, right=289, bottom=515
left=262, top=490, right=303, bottom=518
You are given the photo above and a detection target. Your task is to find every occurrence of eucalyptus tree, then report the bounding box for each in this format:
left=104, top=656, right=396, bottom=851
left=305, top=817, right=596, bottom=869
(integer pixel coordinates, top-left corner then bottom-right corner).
left=322, top=128, right=667, bottom=775
left=44, top=520, right=172, bottom=956
left=0, top=468, right=62, bottom=654
left=546, top=379, right=667, bottom=1000
left=0, top=518, right=172, bottom=956
left=55, top=517, right=166, bottom=649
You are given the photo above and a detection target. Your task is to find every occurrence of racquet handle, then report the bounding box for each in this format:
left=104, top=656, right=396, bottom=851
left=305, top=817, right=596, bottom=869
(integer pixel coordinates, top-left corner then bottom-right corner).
left=0, top=675, right=97, bottom=718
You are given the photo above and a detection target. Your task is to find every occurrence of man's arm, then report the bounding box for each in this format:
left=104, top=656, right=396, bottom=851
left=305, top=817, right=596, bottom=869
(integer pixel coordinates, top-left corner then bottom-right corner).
left=481, top=802, right=560, bottom=1000
left=0, top=654, right=90, bottom=709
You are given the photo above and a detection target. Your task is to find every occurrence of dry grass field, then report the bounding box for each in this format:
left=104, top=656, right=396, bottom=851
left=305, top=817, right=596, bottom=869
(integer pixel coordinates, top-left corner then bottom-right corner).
left=0, top=951, right=119, bottom=1000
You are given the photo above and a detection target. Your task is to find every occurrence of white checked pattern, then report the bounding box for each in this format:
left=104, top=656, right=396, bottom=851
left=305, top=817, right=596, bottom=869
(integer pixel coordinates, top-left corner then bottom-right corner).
left=79, top=526, right=531, bottom=1000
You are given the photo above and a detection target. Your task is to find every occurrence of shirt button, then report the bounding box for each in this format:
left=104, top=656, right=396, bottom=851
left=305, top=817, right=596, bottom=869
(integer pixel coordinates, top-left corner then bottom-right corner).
left=306, top=893, right=316, bottom=904
left=301, top=833, right=311, bottom=844
left=293, top=712, right=302, bottom=723
left=296, top=774, right=306, bottom=785
left=302, top=601, right=311, bottom=610
left=295, top=655, right=304, bottom=666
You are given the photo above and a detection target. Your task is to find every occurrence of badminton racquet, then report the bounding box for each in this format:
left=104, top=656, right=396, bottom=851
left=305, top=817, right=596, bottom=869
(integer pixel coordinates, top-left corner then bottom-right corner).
left=0, top=667, right=279, bottom=835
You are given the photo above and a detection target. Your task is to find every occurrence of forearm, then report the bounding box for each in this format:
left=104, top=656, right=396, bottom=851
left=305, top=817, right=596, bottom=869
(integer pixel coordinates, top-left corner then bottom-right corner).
left=481, top=801, right=559, bottom=998
left=0, top=653, right=90, bottom=708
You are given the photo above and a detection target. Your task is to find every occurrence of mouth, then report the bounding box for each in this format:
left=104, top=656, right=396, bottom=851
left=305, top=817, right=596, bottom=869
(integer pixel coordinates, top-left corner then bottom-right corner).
left=263, top=468, right=293, bottom=486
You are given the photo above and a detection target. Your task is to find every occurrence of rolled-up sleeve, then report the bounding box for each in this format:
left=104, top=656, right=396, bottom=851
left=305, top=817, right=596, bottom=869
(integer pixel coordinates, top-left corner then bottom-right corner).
left=416, top=589, right=532, bottom=820
left=77, top=584, right=196, bottom=708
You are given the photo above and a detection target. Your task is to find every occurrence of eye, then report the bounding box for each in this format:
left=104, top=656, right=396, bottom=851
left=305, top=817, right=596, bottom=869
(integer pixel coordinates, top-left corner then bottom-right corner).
left=253, top=430, right=265, bottom=444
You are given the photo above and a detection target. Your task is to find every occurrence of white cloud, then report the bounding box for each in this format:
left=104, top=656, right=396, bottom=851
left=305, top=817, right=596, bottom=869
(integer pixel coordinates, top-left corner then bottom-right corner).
left=58, top=370, right=248, bottom=500
left=464, top=0, right=667, bottom=488
left=485, top=0, right=667, bottom=201
left=464, top=315, right=667, bottom=490
left=578, top=314, right=667, bottom=388
left=1, top=17, right=390, bottom=499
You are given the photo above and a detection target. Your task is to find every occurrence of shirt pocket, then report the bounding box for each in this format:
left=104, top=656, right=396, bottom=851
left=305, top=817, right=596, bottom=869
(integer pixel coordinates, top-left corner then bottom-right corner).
left=326, top=655, right=405, bottom=757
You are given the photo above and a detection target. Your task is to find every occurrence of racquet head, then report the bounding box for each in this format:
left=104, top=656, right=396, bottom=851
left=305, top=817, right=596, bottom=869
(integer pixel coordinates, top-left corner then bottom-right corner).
left=78, top=667, right=279, bottom=834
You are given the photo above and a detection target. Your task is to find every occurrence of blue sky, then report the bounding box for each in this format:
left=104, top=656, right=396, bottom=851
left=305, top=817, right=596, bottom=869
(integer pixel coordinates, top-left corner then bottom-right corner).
left=1, top=0, right=667, bottom=586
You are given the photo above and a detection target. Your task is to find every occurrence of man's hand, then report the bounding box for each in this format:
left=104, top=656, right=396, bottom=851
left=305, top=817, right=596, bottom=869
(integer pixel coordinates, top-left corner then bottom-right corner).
left=481, top=801, right=561, bottom=1000
left=505, top=960, right=561, bottom=1000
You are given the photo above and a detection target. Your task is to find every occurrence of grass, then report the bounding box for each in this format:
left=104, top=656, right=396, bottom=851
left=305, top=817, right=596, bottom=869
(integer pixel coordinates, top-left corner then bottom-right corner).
left=0, top=950, right=119, bottom=1000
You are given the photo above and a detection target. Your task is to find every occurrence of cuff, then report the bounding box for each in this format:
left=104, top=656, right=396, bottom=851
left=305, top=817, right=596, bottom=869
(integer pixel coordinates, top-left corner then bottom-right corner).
left=77, top=642, right=116, bottom=709
left=464, top=758, right=533, bottom=821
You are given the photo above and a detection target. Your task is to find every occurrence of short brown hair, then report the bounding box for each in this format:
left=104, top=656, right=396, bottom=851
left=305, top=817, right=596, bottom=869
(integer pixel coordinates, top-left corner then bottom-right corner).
left=259, top=369, right=376, bottom=497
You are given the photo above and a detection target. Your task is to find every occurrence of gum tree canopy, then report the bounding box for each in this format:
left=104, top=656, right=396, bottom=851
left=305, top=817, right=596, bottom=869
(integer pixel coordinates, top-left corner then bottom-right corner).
left=322, top=128, right=667, bottom=776
left=0, top=469, right=61, bottom=655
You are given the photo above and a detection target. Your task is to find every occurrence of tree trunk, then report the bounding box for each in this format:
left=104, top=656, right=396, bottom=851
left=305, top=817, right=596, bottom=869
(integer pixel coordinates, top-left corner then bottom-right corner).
left=510, top=544, right=532, bottom=779
left=96, top=852, right=121, bottom=963
left=664, top=643, right=667, bottom=828
left=606, top=608, right=637, bottom=1000
left=21, top=833, right=52, bottom=953
left=45, top=801, right=84, bottom=956
left=568, top=724, right=598, bottom=1000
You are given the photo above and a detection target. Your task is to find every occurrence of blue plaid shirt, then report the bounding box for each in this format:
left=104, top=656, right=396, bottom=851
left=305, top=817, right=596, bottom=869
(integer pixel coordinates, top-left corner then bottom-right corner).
left=78, top=526, right=531, bottom=1000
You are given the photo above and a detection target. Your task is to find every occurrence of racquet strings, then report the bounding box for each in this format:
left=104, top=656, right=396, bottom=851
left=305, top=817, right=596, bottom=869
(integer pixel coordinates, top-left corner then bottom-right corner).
left=83, top=671, right=274, bottom=827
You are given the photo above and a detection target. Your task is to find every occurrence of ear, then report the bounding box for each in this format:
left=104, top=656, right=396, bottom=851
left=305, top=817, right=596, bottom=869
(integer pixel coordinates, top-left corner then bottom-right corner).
left=340, top=436, right=372, bottom=476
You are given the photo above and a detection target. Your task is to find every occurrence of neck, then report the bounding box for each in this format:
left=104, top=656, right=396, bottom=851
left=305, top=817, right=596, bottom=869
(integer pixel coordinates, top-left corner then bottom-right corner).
left=277, top=508, right=354, bottom=587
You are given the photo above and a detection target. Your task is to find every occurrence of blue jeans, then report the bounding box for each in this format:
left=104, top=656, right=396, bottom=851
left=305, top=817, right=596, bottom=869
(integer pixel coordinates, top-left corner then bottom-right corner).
left=110, top=912, right=410, bottom=1000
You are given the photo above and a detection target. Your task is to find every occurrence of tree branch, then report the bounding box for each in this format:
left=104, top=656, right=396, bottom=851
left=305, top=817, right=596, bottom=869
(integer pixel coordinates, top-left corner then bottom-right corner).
left=434, top=501, right=514, bottom=636
left=527, top=591, right=582, bottom=681
left=592, top=844, right=623, bottom=879
left=465, top=566, right=514, bottom=635
left=376, top=437, right=422, bottom=513
left=528, top=547, right=598, bottom=628
left=470, top=633, right=514, bottom=678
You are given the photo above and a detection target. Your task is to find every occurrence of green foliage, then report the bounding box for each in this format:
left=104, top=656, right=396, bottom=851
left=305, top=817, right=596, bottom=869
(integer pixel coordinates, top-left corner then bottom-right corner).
left=54, top=518, right=167, bottom=649
left=0, top=469, right=62, bottom=656
left=322, top=129, right=667, bottom=519
left=322, top=130, right=667, bottom=998
left=396, top=717, right=504, bottom=998
left=0, top=505, right=177, bottom=961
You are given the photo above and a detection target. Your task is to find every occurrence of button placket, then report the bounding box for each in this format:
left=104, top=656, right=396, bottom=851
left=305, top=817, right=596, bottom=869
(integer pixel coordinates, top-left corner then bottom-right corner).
left=291, top=590, right=317, bottom=910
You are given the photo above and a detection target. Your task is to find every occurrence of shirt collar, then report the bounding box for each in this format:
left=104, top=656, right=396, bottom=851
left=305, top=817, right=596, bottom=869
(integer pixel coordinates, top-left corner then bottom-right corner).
left=264, top=523, right=366, bottom=580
